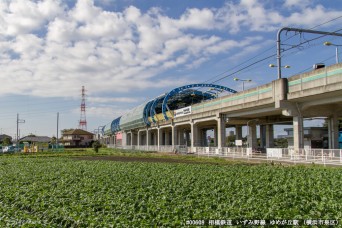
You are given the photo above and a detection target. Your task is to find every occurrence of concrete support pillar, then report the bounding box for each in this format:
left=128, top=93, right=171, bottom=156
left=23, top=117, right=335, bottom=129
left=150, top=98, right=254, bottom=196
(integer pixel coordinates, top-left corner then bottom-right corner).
left=172, top=126, right=177, bottom=148
left=235, top=125, right=242, bottom=140
left=260, top=125, right=266, bottom=148
left=201, top=129, right=207, bottom=146
left=213, top=126, right=217, bottom=147
left=217, top=117, right=226, bottom=148
left=247, top=124, right=257, bottom=148
left=137, top=131, right=141, bottom=146
left=165, top=130, right=170, bottom=145
left=328, top=114, right=339, bottom=149
left=293, top=115, right=304, bottom=150
left=157, top=128, right=161, bottom=150
left=185, top=131, right=190, bottom=146
left=133, top=132, right=138, bottom=145
left=154, top=132, right=157, bottom=146
left=113, top=135, right=116, bottom=147
left=121, top=132, right=126, bottom=146
left=191, top=122, right=198, bottom=150
left=177, top=129, right=182, bottom=145
left=266, top=125, right=274, bottom=148
left=146, top=129, right=150, bottom=148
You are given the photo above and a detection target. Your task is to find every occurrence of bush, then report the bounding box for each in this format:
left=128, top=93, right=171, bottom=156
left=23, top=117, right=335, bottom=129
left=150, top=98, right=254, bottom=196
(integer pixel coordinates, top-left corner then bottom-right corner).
left=92, top=140, right=101, bottom=153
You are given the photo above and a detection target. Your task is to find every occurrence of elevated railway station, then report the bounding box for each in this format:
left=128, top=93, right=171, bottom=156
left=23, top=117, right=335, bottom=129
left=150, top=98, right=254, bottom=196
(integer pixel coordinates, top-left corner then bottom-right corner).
left=100, top=63, right=342, bottom=162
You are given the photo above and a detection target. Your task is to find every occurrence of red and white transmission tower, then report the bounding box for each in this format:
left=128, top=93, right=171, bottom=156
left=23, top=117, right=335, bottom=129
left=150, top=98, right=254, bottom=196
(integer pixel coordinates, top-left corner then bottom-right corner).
left=78, top=86, right=87, bottom=130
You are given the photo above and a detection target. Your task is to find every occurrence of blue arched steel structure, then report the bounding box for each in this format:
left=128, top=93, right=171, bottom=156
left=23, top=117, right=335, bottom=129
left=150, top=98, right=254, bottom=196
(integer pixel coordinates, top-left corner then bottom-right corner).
left=162, top=84, right=237, bottom=120
left=143, top=100, right=154, bottom=125
left=149, top=95, right=165, bottom=123
left=101, top=83, right=237, bottom=133
left=111, top=117, right=121, bottom=133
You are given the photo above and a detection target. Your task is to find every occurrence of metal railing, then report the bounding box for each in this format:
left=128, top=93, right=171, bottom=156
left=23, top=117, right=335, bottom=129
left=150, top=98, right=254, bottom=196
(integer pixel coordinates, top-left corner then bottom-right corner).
left=109, top=144, right=342, bottom=165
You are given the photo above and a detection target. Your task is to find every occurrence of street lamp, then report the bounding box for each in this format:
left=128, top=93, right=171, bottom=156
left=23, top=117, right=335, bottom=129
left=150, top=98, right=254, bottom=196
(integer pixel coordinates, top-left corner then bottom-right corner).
left=233, top=77, right=252, bottom=91
left=97, top=125, right=105, bottom=140
left=269, top=64, right=291, bottom=68
left=323, top=41, right=341, bottom=63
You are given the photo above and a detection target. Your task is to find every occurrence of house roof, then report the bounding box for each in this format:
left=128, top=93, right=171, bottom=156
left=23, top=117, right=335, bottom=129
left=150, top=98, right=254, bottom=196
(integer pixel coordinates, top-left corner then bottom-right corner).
left=63, top=129, right=94, bottom=136
left=20, top=136, right=51, bottom=143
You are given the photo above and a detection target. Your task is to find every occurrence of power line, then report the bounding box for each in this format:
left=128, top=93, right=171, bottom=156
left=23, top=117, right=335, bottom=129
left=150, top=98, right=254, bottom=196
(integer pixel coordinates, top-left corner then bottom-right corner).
left=202, top=16, right=342, bottom=84
left=211, top=27, right=342, bottom=84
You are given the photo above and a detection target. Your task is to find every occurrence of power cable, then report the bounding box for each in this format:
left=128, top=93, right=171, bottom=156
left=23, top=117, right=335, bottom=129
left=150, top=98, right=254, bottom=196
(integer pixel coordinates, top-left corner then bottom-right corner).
left=202, top=16, right=342, bottom=84
left=211, top=27, right=342, bottom=84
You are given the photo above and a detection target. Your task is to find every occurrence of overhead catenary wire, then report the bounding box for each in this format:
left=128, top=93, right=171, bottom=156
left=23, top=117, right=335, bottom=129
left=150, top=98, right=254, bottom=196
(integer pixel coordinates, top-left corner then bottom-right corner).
left=201, top=16, right=342, bottom=85
left=209, top=27, right=342, bottom=84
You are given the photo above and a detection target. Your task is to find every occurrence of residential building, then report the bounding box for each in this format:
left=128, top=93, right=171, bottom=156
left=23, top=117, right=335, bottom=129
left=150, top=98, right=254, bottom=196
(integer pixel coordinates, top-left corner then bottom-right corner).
left=284, top=127, right=328, bottom=149
left=62, top=129, right=94, bottom=147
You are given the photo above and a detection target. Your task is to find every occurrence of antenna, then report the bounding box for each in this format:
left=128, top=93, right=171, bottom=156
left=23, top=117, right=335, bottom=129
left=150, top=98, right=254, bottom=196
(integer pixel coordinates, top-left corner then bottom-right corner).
left=78, top=86, right=87, bottom=130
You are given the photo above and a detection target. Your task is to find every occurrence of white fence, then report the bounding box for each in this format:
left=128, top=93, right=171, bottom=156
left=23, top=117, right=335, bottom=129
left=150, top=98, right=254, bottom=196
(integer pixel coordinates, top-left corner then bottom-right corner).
left=108, top=144, right=342, bottom=166
left=195, top=147, right=342, bottom=166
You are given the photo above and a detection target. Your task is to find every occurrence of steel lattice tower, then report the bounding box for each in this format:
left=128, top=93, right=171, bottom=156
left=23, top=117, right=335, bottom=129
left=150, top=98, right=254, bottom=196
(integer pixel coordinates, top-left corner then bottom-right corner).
left=79, top=86, right=87, bottom=130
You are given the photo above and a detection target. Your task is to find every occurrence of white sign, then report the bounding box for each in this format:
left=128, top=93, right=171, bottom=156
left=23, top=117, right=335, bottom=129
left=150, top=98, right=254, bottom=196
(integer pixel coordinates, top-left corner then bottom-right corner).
left=235, top=140, right=243, bottom=146
left=174, top=106, right=192, bottom=118
left=266, top=148, right=283, bottom=158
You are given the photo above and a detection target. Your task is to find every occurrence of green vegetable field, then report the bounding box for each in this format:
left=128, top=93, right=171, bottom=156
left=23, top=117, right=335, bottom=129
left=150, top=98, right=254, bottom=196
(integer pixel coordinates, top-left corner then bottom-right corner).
left=0, top=154, right=341, bottom=227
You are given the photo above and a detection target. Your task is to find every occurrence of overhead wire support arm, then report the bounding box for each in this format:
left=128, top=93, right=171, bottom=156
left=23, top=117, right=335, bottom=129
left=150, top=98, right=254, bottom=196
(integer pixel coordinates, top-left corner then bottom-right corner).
left=276, top=27, right=342, bottom=79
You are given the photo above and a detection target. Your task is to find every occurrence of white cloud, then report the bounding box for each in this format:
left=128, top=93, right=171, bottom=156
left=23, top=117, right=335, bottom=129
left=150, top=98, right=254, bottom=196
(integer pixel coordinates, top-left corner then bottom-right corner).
left=285, top=5, right=342, bottom=27
left=0, top=0, right=341, bottom=101
left=0, top=0, right=65, bottom=36
left=178, top=8, right=215, bottom=30
left=283, top=0, right=311, bottom=9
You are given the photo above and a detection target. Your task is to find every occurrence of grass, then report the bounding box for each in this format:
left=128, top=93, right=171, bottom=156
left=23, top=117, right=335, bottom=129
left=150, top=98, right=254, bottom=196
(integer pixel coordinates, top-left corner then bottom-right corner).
left=1, top=147, right=250, bottom=166
left=0, top=153, right=341, bottom=226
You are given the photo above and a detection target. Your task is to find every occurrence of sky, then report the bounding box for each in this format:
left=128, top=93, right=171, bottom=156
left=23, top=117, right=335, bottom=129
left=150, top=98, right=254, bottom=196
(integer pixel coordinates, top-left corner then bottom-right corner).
left=0, top=0, right=341, bottom=138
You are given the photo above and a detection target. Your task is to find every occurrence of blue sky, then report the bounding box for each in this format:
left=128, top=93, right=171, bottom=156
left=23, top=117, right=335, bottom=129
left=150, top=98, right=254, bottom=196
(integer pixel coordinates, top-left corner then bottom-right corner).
left=0, top=0, right=341, bottom=138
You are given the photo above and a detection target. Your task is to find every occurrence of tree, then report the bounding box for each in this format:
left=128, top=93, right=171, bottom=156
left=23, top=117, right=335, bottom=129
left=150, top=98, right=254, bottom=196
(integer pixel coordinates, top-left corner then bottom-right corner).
left=2, top=137, right=11, bottom=146
left=51, top=136, right=57, bottom=144
left=226, top=135, right=236, bottom=146
left=274, top=138, right=288, bottom=148
left=92, top=140, right=101, bottom=153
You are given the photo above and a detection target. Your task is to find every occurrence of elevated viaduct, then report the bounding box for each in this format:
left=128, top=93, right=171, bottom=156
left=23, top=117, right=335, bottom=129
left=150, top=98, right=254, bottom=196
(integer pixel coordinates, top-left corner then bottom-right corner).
left=101, top=63, right=342, bottom=154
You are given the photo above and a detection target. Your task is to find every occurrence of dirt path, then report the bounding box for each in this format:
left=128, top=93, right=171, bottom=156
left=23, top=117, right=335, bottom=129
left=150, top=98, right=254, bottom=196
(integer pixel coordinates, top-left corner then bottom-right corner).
left=73, top=155, right=205, bottom=164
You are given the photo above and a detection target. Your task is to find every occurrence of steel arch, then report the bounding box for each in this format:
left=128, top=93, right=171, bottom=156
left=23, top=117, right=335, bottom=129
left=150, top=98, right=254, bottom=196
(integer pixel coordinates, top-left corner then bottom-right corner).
left=149, top=95, right=166, bottom=123
left=111, top=117, right=121, bottom=133
left=162, top=84, right=237, bottom=120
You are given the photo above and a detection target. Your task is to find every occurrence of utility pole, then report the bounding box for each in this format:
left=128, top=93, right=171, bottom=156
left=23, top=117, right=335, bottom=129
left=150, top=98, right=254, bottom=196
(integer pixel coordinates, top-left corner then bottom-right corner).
left=16, top=114, right=25, bottom=152
left=57, top=112, right=59, bottom=149
left=276, top=27, right=342, bottom=79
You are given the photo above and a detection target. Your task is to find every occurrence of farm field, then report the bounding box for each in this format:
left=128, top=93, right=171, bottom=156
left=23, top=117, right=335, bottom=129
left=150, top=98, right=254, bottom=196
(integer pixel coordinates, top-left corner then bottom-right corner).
left=0, top=150, right=341, bottom=227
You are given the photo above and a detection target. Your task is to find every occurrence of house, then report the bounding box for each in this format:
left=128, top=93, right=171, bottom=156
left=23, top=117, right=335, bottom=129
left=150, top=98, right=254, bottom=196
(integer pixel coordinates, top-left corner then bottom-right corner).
left=19, top=135, right=52, bottom=152
left=61, top=129, right=94, bottom=147
left=284, top=127, right=328, bottom=149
